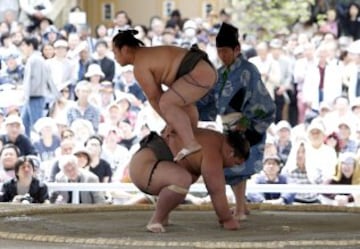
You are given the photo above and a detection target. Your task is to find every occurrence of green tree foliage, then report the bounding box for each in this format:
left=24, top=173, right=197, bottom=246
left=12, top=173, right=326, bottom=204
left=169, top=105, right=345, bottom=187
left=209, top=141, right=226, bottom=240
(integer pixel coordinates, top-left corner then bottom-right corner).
left=229, top=0, right=314, bottom=39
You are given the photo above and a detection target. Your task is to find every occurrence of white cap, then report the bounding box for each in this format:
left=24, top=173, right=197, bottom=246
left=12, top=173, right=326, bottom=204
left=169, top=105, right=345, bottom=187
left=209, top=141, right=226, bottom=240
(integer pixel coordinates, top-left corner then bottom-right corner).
left=4, top=114, right=22, bottom=125
left=53, top=39, right=69, bottom=48
left=85, top=64, right=105, bottom=78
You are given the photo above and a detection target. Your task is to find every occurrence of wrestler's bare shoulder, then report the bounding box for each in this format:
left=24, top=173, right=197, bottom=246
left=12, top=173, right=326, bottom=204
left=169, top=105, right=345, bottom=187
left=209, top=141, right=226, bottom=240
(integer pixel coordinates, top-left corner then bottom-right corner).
left=195, top=128, right=223, bottom=144
left=137, top=46, right=186, bottom=59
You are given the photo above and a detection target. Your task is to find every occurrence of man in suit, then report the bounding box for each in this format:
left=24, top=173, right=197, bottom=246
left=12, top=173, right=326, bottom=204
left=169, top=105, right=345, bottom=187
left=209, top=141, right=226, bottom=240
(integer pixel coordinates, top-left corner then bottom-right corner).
left=51, top=154, right=105, bottom=204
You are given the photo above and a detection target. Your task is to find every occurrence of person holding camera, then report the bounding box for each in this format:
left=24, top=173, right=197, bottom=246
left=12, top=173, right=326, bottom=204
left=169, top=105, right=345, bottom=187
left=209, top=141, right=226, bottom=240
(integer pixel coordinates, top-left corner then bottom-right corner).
left=0, top=156, right=50, bottom=203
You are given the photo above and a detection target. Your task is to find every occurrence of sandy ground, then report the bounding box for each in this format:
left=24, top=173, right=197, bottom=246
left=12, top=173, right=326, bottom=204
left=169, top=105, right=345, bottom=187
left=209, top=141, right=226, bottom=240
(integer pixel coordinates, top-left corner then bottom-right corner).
left=0, top=204, right=359, bottom=249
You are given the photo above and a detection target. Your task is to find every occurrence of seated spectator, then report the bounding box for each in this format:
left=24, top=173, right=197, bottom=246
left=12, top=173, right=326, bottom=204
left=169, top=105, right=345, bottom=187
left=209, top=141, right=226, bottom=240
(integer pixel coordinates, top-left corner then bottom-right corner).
left=84, top=135, right=112, bottom=183
left=247, top=155, right=294, bottom=205
left=0, top=115, right=37, bottom=156
left=282, top=139, right=321, bottom=204
left=337, top=118, right=357, bottom=153
left=0, top=52, right=24, bottom=88
left=51, top=154, right=105, bottom=204
left=48, top=138, right=75, bottom=182
left=305, top=119, right=337, bottom=184
left=274, top=120, right=292, bottom=167
left=0, top=143, right=20, bottom=182
left=0, top=156, right=49, bottom=203
left=73, top=146, right=91, bottom=170
left=70, top=118, right=95, bottom=145
left=67, top=80, right=100, bottom=132
left=99, top=124, right=130, bottom=180
left=321, top=152, right=360, bottom=206
left=33, top=117, right=61, bottom=161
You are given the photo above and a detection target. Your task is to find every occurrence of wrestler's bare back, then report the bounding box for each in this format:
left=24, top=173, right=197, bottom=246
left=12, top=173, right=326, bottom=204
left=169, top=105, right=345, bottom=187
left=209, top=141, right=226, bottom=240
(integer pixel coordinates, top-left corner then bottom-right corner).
left=165, top=128, right=228, bottom=178
left=133, top=46, right=187, bottom=91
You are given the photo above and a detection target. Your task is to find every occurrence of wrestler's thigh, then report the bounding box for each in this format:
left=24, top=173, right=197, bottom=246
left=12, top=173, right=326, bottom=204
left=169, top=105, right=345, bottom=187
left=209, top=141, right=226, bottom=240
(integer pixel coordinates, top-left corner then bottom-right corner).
left=128, top=149, right=159, bottom=191
left=147, top=162, right=193, bottom=194
left=162, top=62, right=216, bottom=106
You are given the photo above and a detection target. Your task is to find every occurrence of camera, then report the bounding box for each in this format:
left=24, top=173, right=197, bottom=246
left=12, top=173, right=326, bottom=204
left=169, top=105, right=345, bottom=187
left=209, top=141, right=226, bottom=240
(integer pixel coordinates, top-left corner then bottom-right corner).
left=20, top=194, right=34, bottom=204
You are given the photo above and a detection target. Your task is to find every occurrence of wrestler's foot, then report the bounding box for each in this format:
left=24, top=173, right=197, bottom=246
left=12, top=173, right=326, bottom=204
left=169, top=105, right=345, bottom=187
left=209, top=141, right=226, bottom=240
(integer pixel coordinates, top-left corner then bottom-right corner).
left=146, top=223, right=166, bottom=233
left=233, top=213, right=248, bottom=221
left=174, top=145, right=202, bottom=162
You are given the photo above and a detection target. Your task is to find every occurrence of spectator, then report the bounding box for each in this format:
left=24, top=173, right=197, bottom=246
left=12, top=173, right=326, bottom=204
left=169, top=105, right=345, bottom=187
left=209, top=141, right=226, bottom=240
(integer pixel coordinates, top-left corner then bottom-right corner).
left=247, top=155, right=294, bottom=205
left=69, top=118, right=95, bottom=145
left=321, top=152, right=360, bottom=206
left=33, top=117, right=60, bottom=162
left=51, top=154, right=105, bottom=204
left=0, top=143, right=20, bottom=182
left=99, top=124, right=130, bottom=180
left=0, top=156, right=49, bottom=203
left=73, top=146, right=91, bottom=170
left=67, top=80, right=100, bottom=132
left=84, top=63, right=104, bottom=93
left=0, top=114, right=37, bottom=156
left=41, top=43, right=55, bottom=59
left=0, top=52, right=24, bottom=88
left=282, top=140, right=321, bottom=204
left=20, top=36, right=60, bottom=137
left=338, top=2, right=360, bottom=41
left=274, top=120, right=292, bottom=166
left=305, top=119, right=337, bottom=184
left=337, top=118, right=357, bottom=153
left=107, top=10, right=132, bottom=37
left=93, top=40, right=115, bottom=82
left=48, top=138, right=75, bottom=182
left=47, top=39, right=74, bottom=89
left=84, top=135, right=112, bottom=183
left=115, top=65, right=146, bottom=104
left=18, top=0, right=53, bottom=33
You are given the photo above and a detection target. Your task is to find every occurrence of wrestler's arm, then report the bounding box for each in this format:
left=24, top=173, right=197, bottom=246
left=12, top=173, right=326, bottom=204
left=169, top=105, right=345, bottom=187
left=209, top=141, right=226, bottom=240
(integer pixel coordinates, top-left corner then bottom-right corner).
left=201, top=142, right=239, bottom=229
left=134, top=68, right=163, bottom=117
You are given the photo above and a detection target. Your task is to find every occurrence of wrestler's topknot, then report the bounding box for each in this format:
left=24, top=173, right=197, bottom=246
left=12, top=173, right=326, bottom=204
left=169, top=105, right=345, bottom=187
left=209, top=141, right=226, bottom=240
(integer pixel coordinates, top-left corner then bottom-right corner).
left=112, top=29, right=145, bottom=49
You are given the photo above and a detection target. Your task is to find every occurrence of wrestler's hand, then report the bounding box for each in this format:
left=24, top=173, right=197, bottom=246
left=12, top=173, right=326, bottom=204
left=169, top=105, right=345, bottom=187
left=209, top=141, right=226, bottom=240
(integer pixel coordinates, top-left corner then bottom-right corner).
left=219, top=217, right=240, bottom=230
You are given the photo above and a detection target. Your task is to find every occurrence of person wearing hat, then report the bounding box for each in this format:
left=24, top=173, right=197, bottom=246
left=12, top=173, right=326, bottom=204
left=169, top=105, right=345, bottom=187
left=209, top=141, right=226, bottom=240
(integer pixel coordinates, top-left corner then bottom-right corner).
left=246, top=154, right=294, bottom=205
left=199, top=22, right=275, bottom=220
left=112, top=29, right=217, bottom=161
left=0, top=51, right=24, bottom=87
left=47, top=39, right=74, bottom=89
left=33, top=117, right=60, bottom=162
left=0, top=114, right=37, bottom=156
left=306, top=119, right=337, bottom=183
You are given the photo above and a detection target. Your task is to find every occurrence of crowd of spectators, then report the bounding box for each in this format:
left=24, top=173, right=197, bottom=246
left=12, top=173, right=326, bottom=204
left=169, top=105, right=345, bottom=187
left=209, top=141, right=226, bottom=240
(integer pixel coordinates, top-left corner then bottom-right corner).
left=0, top=0, right=360, bottom=206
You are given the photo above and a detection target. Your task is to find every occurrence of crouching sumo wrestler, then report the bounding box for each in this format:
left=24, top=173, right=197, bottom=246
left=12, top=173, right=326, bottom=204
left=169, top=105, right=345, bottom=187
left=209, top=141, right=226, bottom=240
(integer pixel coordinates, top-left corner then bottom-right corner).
left=128, top=127, right=250, bottom=232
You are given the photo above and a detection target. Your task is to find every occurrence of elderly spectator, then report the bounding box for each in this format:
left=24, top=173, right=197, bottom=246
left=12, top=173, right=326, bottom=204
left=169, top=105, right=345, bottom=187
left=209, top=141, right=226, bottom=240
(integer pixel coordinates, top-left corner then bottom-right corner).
left=48, top=138, right=75, bottom=182
left=0, top=156, right=49, bottom=203
left=51, top=154, right=105, bottom=204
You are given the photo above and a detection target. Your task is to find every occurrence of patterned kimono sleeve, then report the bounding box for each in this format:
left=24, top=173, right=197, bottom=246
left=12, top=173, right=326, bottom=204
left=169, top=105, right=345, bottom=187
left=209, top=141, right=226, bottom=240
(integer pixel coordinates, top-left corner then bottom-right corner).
left=241, top=63, right=275, bottom=145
